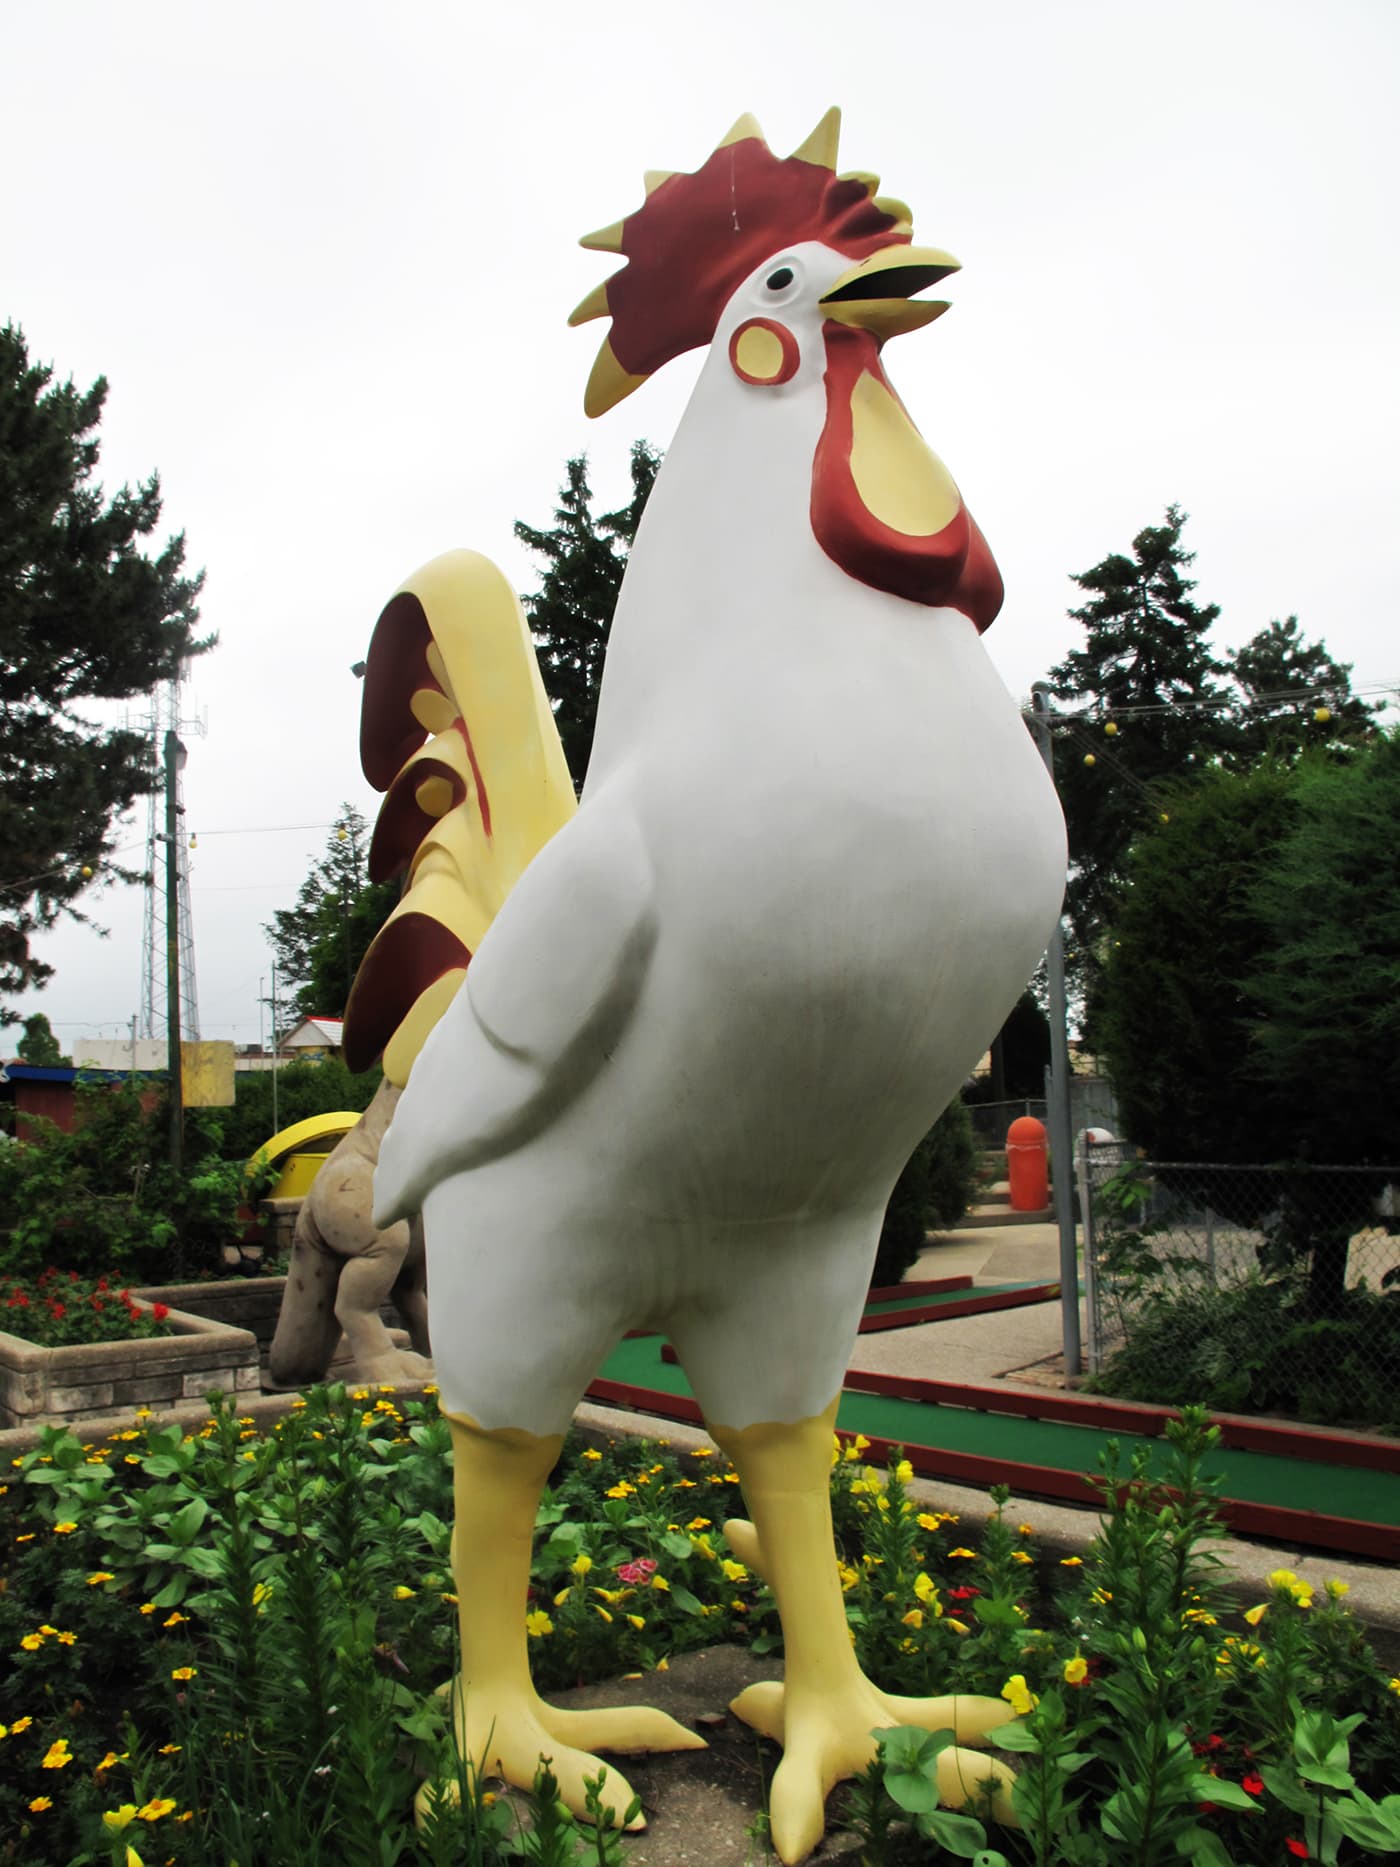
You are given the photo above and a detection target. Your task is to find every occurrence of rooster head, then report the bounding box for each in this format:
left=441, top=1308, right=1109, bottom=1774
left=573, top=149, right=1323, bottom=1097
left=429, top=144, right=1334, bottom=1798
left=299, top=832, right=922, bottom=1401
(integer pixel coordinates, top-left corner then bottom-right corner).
left=571, top=108, right=1002, bottom=631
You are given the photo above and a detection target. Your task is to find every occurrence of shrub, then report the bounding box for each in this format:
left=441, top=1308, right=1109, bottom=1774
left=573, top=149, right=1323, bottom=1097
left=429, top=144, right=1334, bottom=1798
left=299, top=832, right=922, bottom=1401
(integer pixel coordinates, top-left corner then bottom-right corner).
left=873, top=1095, right=979, bottom=1287
left=0, top=1081, right=261, bottom=1284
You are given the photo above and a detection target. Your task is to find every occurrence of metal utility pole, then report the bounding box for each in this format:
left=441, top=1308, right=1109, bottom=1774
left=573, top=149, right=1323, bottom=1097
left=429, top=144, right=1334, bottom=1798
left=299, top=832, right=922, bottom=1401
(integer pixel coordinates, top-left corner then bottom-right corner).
left=1029, top=683, right=1081, bottom=1375
left=140, top=675, right=204, bottom=1042
left=164, top=729, right=187, bottom=1175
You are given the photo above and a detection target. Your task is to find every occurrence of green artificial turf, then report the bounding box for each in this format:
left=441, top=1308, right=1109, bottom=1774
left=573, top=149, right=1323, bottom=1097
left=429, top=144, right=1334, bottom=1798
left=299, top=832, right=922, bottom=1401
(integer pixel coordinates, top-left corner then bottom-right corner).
left=594, top=1335, right=1400, bottom=1531
left=863, top=1282, right=1054, bottom=1316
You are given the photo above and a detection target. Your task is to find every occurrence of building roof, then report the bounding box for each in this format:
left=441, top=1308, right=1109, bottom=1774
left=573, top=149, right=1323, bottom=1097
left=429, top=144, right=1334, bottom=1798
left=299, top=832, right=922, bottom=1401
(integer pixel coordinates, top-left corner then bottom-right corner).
left=281, top=1017, right=345, bottom=1049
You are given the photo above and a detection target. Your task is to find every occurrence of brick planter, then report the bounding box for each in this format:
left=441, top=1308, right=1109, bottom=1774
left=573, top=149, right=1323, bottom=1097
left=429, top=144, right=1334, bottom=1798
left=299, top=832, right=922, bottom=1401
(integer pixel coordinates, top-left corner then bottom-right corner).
left=0, top=1303, right=261, bottom=1429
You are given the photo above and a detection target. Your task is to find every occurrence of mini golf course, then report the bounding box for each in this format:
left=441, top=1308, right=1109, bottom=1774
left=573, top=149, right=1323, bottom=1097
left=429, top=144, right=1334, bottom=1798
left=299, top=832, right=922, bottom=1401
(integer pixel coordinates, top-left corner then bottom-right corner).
left=588, top=1285, right=1400, bottom=1562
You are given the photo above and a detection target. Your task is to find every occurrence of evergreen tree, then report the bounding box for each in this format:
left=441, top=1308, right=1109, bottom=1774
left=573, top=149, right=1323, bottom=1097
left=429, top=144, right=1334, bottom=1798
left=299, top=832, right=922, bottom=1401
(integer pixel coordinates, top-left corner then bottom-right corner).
left=15, top=1012, right=67, bottom=1066
left=265, top=807, right=398, bottom=1020
left=1223, top=615, right=1378, bottom=762
left=0, top=324, right=207, bottom=1017
left=515, top=440, right=660, bottom=791
left=1047, top=506, right=1231, bottom=1026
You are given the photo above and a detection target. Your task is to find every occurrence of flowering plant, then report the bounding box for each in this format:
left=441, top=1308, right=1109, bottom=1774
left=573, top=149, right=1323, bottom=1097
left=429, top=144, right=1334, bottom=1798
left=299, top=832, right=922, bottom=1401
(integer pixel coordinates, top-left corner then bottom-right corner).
left=1, top=1267, right=173, bottom=1348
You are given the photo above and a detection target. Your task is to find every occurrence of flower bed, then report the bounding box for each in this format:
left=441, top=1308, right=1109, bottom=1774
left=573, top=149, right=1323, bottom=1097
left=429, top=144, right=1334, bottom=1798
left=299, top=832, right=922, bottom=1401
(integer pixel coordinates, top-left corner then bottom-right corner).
left=4, top=1270, right=176, bottom=1348
left=1, top=1390, right=1398, bottom=1863
left=0, top=1295, right=259, bottom=1429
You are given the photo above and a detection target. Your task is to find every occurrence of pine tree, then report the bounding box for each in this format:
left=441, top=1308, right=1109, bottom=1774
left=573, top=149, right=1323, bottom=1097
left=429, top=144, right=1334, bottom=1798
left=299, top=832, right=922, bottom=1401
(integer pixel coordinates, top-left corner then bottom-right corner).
left=15, top=1012, right=67, bottom=1066
left=0, top=324, right=207, bottom=1017
left=515, top=440, right=660, bottom=791
left=1223, top=615, right=1378, bottom=762
left=1047, top=506, right=1231, bottom=1026
left=265, top=807, right=398, bottom=1020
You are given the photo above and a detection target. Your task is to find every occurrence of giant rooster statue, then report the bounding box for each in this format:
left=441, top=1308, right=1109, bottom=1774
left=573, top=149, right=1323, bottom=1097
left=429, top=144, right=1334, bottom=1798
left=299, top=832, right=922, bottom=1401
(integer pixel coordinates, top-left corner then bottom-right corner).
left=344, top=109, right=1066, bottom=1863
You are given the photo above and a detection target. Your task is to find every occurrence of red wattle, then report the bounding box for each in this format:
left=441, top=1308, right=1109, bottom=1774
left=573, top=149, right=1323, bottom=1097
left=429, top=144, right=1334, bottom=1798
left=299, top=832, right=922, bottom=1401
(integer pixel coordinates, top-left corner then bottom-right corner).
left=810, top=324, right=1003, bottom=631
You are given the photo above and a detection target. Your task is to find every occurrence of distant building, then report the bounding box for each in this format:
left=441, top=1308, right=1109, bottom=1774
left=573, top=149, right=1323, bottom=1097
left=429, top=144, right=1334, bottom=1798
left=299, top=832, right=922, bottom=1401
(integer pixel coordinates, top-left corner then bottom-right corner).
left=278, top=1017, right=345, bottom=1057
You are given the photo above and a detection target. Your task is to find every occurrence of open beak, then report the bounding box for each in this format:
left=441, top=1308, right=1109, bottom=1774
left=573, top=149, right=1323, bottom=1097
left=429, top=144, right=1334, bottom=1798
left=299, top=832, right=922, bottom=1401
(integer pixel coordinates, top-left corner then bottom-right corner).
left=819, top=243, right=961, bottom=341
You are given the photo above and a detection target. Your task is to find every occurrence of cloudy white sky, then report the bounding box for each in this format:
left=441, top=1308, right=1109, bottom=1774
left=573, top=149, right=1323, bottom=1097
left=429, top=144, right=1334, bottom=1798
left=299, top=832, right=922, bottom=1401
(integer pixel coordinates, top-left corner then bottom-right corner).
left=6, top=0, right=1398, bottom=1054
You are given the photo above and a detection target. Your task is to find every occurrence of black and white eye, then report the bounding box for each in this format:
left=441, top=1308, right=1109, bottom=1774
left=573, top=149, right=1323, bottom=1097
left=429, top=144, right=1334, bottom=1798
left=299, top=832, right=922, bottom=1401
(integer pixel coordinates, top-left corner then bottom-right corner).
left=760, top=258, right=803, bottom=304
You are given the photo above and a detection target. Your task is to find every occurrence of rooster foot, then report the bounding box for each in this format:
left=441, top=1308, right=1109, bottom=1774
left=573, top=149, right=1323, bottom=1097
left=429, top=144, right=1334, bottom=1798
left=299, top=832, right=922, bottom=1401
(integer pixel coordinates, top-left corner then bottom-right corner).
left=729, top=1674, right=1016, bottom=1865
left=419, top=1684, right=705, bottom=1829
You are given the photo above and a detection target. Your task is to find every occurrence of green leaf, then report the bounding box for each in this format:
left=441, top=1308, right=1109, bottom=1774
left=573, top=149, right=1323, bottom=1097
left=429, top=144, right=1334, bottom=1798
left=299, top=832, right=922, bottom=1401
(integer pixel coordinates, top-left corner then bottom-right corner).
left=669, top=1585, right=703, bottom=1616
left=984, top=1720, right=1041, bottom=1754
left=1258, top=1763, right=1312, bottom=1816
left=1172, top=1823, right=1235, bottom=1865
left=1186, top=1776, right=1261, bottom=1813
left=661, top=1531, right=694, bottom=1561
left=167, top=1494, right=209, bottom=1546
left=916, top=1807, right=990, bottom=1857
left=877, top=1726, right=956, bottom=1815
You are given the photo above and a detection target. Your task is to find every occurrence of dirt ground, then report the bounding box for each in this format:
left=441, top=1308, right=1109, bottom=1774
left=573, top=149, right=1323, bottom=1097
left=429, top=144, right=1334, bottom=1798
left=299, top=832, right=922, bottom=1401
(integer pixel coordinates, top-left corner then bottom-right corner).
left=543, top=1646, right=865, bottom=1865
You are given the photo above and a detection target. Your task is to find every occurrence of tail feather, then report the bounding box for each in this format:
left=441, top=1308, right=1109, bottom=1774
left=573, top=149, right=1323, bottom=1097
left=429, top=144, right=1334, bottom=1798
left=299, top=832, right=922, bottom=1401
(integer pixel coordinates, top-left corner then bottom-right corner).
left=344, top=550, right=576, bottom=1082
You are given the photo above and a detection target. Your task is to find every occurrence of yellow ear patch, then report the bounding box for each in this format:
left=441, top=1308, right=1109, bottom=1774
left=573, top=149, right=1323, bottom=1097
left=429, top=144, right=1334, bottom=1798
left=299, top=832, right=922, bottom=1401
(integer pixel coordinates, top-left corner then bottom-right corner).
left=729, top=318, right=799, bottom=387
left=848, top=369, right=960, bottom=536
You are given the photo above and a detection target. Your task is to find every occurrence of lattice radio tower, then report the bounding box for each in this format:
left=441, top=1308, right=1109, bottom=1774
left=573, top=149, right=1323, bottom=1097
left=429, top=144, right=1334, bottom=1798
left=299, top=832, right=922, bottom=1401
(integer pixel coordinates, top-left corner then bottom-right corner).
left=138, top=672, right=205, bottom=1041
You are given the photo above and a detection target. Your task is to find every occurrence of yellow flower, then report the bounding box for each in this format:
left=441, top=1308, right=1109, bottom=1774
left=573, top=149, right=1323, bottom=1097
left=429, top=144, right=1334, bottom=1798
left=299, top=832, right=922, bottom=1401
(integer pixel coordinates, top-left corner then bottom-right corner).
left=55, top=1630, right=76, bottom=1645
left=137, top=1797, right=177, bottom=1820
left=593, top=1604, right=614, bottom=1623
left=29, top=1795, right=53, bottom=1812
left=686, top=1517, right=711, bottom=1532
left=139, top=1603, right=157, bottom=1615
left=1059, top=1556, right=1083, bottom=1567
left=42, top=1738, right=72, bottom=1769
left=948, top=1547, right=977, bottom=1560
left=87, top=1571, right=115, bottom=1585
left=252, top=1582, right=272, bottom=1607
left=125, top=1847, right=146, bottom=1867
left=1243, top=1603, right=1267, bottom=1627
left=103, top=1805, right=139, bottom=1831
left=1090, top=1587, right=1113, bottom=1605
left=20, top=1633, right=43, bottom=1650
left=901, top=1609, right=924, bottom=1629
left=393, top=1585, right=416, bottom=1600
left=605, top=1481, right=635, bottom=1499
left=916, top=1513, right=941, bottom=1532
left=158, top=1743, right=182, bottom=1754
left=1325, top=1579, right=1350, bottom=1602
left=650, top=1574, right=670, bottom=1592
left=893, top=1460, right=914, bottom=1484
left=914, top=1572, right=938, bottom=1604
left=593, top=1586, right=627, bottom=1605
left=1010, top=1551, right=1033, bottom=1565
left=570, top=1553, right=593, bottom=1577
left=656, top=1656, right=669, bottom=1671
left=1063, top=1655, right=1089, bottom=1686
left=999, top=1674, right=1039, bottom=1717
left=720, top=1559, right=748, bottom=1583
left=626, top=1614, right=645, bottom=1630
left=96, top=1750, right=121, bottom=1771
left=1386, top=1677, right=1400, bottom=1697
left=581, top=1448, right=603, bottom=1462
left=441, top=1592, right=458, bottom=1604
left=53, top=1521, right=77, bottom=1534
left=12, top=1716, right=32, bottom=1733
left=1018, top=1523, right=1034, bottom=1537
left=525, top=1610, right=553, bottom=1638
left=171, top=1665, right=196, bottom=1681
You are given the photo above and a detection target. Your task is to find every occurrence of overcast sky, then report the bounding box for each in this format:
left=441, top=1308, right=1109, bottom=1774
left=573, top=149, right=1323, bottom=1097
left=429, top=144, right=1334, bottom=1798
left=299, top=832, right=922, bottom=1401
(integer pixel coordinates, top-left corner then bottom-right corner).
left=6, top=0, right=1398, bottom=1055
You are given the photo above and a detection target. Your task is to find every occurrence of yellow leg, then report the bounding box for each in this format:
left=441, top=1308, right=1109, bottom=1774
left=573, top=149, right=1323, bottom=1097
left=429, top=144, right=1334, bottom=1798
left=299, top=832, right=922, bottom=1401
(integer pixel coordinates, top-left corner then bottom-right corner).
left=421, top=1409, right=705, bottom=1828
left=710, top=1397, right=1017, bottom=1865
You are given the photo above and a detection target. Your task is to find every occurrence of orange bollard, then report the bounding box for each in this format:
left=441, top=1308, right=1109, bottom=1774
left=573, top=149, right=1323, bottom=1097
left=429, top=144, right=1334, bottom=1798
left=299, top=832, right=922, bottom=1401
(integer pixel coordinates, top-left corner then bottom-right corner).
left=1005, top=1115, right=1049, bottom=1211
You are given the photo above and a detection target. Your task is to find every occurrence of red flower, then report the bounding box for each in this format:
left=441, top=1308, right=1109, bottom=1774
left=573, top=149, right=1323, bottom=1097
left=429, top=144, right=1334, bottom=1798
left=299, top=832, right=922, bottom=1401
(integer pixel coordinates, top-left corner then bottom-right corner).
left=947, top=1585, right=981, bottom=1603
left=7, top=1292, right=29, bottom=1308
left=90, top=1295, right=105, bottom=1311
left=151, top=1302, right=170, bottom=1323
left=1285, top=1841, right=1308, bottom=1859
left=617, top=1558, right=657, bottom=1584
left=1205, top=1734, right=1225, bottom=1751
left=96, top=1276, right=109, bottom=1292
left=48, top=1300, right=66, bottom=1320
left=1242, top=1772, right=1264, bottom=1796
left=69, top=1269, right=79, bottom=1283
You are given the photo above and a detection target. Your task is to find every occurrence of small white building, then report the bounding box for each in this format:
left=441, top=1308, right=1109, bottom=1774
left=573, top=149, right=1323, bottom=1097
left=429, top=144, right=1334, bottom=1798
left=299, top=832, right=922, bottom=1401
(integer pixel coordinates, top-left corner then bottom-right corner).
left=278, top=1017, right=345, bottom=1056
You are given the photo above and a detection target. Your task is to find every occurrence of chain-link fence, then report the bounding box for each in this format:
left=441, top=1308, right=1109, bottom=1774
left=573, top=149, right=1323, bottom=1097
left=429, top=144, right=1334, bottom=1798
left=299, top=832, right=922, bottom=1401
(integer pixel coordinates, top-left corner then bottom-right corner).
left=966, top=1077, right=1119, bottom=1151
left=1079, top=1141, right=1400, bottom=1430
